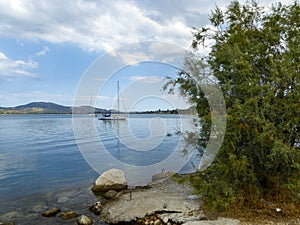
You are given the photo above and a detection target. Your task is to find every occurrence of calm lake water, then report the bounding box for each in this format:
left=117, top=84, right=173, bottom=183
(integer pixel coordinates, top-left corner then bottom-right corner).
left=0, top=113, right=200, bottom=222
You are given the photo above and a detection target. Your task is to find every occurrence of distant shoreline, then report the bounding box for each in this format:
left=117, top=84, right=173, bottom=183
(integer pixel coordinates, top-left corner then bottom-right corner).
left=0, top=101, right=194, bottom=115
left=0, top=111, right=193, bottom=115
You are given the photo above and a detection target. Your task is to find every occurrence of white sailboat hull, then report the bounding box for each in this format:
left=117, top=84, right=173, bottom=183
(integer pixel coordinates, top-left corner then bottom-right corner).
left=99, top=114, right=127, bottom=120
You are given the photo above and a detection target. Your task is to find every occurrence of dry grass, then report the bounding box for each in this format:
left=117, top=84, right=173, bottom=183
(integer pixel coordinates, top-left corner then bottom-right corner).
left=219, top=200, right=300, bottom=225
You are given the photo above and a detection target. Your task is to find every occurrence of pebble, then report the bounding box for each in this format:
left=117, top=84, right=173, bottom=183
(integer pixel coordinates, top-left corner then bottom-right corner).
left=154, top=219, right=163, bottom=225
left=137, top=215, right=175, bottom=225
left=77, top=215, right=94, bottom=225
left=57, top=196, right=70, bottom=204
left=187, top=195, right=198, bottom=200
left=30, top=202, right=48, bottom=213
left=89, top=202, right=102, bottom=215
left=162, top=216, right=169, bottom=224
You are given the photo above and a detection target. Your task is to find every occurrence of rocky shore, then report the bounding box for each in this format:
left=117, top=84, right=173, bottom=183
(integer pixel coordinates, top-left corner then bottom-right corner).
left=91, top=169, right=241, bottom=225
left=0, top=169, right=299, bottom=225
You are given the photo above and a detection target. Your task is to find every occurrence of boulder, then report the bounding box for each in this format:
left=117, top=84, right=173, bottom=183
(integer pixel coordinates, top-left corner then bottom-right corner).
left=59, top=211, right=78, bottom=220
left=77, top=215, right=94, bottom=225
left=92, top=169, right=127, bottom=192
left=41, top=208, right=61, bottom=217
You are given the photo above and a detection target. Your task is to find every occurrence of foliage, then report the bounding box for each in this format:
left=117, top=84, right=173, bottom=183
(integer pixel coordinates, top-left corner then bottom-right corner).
left=166, top=0, right=300, bottom=210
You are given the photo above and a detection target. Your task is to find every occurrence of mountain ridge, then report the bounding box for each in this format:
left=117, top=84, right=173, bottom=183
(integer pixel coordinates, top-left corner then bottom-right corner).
left=0, top=102, right=106, bottom=114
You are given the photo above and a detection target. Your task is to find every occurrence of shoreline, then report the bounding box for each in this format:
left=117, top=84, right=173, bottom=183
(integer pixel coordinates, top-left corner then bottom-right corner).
left=0, top=174, right=299, bottom=225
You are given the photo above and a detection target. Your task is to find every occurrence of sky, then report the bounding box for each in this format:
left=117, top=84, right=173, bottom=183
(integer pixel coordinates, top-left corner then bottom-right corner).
left=0, top=0, right=296, bottom=111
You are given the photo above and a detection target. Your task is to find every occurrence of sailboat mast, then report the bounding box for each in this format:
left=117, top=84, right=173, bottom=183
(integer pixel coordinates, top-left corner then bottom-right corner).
left=117, top=81, right=120, bottom=113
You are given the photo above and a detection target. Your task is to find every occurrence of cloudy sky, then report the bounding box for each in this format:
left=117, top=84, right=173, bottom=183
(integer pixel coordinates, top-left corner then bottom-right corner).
left=0, top=0, right=296, bottom=110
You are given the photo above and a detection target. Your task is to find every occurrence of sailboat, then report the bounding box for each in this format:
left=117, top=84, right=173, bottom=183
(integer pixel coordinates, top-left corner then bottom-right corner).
left=99, top=81, right=127, bottom=120
left=89, top=95, right=97, bottom=117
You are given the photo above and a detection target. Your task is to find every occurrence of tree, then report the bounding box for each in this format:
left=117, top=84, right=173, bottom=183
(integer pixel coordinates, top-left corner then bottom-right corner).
left=166, top=1, right=300, bottom=210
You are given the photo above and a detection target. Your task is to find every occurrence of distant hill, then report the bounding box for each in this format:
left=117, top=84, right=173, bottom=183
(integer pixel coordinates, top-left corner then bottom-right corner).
left=72, top=105, right=107, bottom=114
left=14, top=102, right=71, bottom=113
left=0, top=102, right=106, bottom=114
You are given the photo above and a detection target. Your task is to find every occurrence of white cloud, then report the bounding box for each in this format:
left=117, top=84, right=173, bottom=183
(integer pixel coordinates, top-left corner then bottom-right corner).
left=0, top=91, right=73, bottom=107
left=129, top=76, right=162, bottom=83
left=96, top=95, right=109, bottom=100
left=116, top=48, right=151, bottom=65
left=0, top=52, right=8, bottom=60
left=35, top=46, right=50, bottom=57
left=0, top=0, right=296, bottom=55
left=0, top=52, right=39, bottom=78
left=73, top=94, right=110, bottom=106
left=12, top=91, right=63, bottom=99
left=0, top=0, right=295, bottom=54
left=0, top=0, right=193, bottom=53
left=109, top=41, right=186, bottom=66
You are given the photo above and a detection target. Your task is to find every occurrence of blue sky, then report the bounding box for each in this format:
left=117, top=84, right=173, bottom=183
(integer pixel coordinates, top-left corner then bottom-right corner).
left=0, top=0, right=295, bottom=110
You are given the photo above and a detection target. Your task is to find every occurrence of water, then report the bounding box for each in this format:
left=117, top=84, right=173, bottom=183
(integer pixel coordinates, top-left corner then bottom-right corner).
left=0, top=114, right=97, bottom=202
left=0, top=113, right=200, bottom=223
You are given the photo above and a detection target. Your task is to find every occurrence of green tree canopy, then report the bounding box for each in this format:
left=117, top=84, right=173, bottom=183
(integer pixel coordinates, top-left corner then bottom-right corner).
left=167, top=0, right=300, bottom=210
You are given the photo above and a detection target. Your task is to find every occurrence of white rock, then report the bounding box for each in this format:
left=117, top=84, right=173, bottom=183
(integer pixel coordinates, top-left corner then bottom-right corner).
left=276, top=208, right=281, bottom=213
left=95, top=169, right=127, bottom=186
left=92, top=169, right=127, bottom=192
left=187, top=195, right=198, bottom=200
